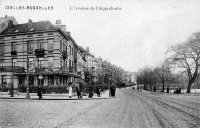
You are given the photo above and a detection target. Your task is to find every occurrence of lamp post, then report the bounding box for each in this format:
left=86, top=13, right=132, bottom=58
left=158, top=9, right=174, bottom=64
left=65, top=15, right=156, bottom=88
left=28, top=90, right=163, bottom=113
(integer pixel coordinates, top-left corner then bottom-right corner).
left=26, top=56, right=31, bottom=98
left=35, top=48, right=44, bottom=89
left=10, top=57, right=14, bottom=97
left=91, top=66, right=94, bottom=86
left=10, top=51, right=17, bottom=97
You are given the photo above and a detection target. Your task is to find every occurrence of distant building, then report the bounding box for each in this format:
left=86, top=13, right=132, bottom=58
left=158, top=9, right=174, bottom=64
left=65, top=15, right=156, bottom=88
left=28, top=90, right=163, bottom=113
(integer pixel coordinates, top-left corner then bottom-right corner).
left=77, top=46, right=86, bottom=81
left=0, top=19, right=80, bottom=90
left=85, top=47, right=95, bottom=85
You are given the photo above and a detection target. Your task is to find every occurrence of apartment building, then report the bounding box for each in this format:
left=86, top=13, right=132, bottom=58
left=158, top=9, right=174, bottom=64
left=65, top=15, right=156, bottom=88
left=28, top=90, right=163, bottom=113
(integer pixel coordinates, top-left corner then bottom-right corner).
left=0, top=19, right=80, bottom=89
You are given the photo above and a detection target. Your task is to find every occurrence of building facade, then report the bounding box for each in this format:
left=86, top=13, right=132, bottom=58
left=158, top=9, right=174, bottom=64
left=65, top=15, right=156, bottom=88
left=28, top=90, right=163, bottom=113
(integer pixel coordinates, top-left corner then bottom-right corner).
left=0, top=19, right=80, bottom=90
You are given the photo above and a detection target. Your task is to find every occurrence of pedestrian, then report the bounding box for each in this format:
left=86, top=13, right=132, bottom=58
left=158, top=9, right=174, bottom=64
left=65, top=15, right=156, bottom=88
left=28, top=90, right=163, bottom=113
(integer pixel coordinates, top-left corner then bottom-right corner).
left=167, top=86, right=169, bottom=93
left=37, top=85, right=42, bottom=99
left=68, top=83, right=73, bottom=98
left=88, top=87, right=93, bottom=98
left=96, top=86, right=101, bottom=97
left=110, top=86, right=116, bottom=97
left=76, top=83, right=81, bottom=99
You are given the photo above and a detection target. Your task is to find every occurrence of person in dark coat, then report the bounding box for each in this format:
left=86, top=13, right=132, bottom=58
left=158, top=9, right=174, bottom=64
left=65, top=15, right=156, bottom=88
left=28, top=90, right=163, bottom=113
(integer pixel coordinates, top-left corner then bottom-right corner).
left=96, top=86, right=101, bottom=97
left=110, top=86, right=116, bottom=97
left=37, top=85, right=42, bottom=99
left=76, top=86, right=81, bottom=99
left=88, top=87, right=93, bottom=98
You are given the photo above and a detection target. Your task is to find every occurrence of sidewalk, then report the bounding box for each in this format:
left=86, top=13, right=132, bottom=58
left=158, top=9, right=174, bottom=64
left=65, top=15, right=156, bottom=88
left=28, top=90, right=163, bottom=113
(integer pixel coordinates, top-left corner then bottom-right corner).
left=0, top=90, right=110, bottom=100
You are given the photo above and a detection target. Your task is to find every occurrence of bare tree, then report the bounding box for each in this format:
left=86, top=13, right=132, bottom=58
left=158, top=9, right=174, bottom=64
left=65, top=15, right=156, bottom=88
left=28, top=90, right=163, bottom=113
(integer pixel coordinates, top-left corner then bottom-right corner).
left=154, top=60, right=171, bottom=92
left=136, top=66, right=156, bottom=90
left=168, top=32, right=200, bottom=93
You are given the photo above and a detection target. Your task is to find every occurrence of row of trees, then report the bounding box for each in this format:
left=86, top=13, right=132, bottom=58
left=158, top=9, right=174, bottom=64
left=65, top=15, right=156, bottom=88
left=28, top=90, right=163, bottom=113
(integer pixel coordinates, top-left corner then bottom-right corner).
left=136, top=32, right=200, bottom=93
left=84, top=60, right=126, bottom=89
left=136, top=61, right=175, bottom=92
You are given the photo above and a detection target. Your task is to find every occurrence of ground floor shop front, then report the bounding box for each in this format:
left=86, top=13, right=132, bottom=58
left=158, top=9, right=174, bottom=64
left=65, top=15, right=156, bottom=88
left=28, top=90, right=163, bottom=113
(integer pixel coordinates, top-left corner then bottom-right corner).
left=0, top=72, right=82, bottom=92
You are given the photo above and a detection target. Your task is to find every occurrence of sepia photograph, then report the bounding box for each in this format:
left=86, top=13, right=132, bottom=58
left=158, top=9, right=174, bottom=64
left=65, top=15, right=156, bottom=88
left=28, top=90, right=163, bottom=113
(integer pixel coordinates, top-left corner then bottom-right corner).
left=0, top=0, right=200, bottom=128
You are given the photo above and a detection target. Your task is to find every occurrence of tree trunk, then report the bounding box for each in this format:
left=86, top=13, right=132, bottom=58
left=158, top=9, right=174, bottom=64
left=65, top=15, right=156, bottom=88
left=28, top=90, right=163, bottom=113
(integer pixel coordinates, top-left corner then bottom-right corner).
left=186, top=80, right=192, bottom=93
left=162, top=80, right=165, bottom=92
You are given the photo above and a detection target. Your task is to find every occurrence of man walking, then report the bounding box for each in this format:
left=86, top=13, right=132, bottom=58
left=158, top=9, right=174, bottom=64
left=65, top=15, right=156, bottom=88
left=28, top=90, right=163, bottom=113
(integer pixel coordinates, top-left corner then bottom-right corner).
left=37, top=85, right=42, bottom=99
left=96, top=86, right=101, bottom=97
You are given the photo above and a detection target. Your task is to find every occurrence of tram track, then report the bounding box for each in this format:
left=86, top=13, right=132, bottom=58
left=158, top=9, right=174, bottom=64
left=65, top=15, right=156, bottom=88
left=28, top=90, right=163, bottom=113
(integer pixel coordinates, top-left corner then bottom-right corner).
left=139, top=92, right=200, bottom=128
left=126, top=90, right=174, bottom=128
left=127, top=89, right=200, bottom=128
left=152, top=98, right=200, bottom=128
left=148, top=93, right=200, bottom=112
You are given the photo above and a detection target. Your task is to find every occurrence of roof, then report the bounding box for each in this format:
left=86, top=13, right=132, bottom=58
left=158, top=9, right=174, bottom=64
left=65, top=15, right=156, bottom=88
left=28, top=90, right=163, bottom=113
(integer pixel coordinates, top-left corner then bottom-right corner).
left=0, top=16, right=18, bottom=24
left=0, top=19, right=80, bottom=51
left=0, top=20, right=58, bottom=35
left=78, top=46, right=85, bottom=52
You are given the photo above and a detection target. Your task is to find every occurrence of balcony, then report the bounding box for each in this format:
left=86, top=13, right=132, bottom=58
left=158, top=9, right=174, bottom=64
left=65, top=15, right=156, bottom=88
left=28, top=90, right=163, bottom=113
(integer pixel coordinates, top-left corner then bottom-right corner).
left=61, top=51, right=68, bottom=60
left=69, top=66, right=74, bottom=73
left=35, top=49, right=45, bottom=57
left=11, top=51, right=17, bottom=56
left=0, top=66, right=25, bottom=73
left=59, top=66, right=74, bottom=73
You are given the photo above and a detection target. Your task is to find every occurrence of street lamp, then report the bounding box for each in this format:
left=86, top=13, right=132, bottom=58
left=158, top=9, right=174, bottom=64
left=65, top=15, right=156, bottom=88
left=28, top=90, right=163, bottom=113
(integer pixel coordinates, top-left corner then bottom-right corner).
left=35, top=48, right=45, bottom=89
left=61, top=50, right=68, bottom=86
left=10, top=51, right=17, bottom=97
left=26, top=57, right=32, bottom=99
left=91, top=66, right=94, bottom=85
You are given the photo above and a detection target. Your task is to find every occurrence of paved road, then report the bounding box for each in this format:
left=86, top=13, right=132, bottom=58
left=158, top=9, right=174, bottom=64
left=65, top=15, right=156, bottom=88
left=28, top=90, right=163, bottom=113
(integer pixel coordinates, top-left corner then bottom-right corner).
left=1, top=88, right=200, bottom=128
left=68, top=88, right=200, bottom=128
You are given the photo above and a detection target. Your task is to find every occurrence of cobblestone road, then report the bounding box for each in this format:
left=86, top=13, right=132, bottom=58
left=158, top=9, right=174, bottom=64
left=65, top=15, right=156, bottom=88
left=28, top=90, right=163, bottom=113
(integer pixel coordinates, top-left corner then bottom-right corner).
left=0, top=88, right=200, bottom=128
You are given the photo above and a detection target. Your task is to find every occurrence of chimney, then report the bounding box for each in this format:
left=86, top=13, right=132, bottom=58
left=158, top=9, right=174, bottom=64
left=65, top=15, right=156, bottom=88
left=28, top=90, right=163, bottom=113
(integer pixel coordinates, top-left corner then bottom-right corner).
left=56, top=20, right=61, bottom=25
left=65, top=31, right=70, bottom=35
left=28, top=19, right=33, bottom=28
left=86, top=47, right=89, bottom=53
left=8, top=20, right=14, bottom=28
left=55, top=20, right=66, bottom=31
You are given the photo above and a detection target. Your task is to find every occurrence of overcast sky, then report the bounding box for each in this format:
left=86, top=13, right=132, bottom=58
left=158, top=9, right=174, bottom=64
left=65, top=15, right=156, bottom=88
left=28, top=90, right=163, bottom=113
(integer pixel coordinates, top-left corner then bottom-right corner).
left=1, top=0, right=200, bottom=72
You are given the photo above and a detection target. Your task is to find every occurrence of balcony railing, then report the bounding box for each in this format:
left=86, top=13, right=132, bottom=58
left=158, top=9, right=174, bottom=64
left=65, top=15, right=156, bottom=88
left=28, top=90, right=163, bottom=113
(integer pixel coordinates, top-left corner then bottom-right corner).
left=69, top=66, right=74, bottom=73
left=59, top=66, right=74, bottom=73
left=35, top=49, right=45, bottom=57
left=0, top=66, right=24, bottom=73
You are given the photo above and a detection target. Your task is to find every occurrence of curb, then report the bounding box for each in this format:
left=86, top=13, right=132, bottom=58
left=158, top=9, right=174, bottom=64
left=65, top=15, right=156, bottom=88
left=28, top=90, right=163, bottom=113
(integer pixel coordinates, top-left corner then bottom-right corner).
left=0, top=97, right=110, bottom=100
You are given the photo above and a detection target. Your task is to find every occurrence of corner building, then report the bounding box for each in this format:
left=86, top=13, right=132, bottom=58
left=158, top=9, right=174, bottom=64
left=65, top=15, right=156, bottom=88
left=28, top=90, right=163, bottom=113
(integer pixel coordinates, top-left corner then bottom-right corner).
left=0, top=19, right=80, bottom=90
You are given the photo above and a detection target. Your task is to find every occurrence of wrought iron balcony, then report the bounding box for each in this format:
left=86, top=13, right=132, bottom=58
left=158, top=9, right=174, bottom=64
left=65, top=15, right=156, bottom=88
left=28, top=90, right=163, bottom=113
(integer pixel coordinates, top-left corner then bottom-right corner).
left=69, top=66, right=74, bottom=73
left=0, top=66, right=24, bottom=73
left=61, top=51, right=68, bottom=60
left=35, top=49, right=45, bottom=57
left=11, top=51, right=17, bottom=56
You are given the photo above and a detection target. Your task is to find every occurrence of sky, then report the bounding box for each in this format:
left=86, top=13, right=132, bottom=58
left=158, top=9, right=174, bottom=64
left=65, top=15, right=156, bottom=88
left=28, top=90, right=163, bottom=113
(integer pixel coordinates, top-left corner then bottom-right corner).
left=1, top=0, right=200, bottom=72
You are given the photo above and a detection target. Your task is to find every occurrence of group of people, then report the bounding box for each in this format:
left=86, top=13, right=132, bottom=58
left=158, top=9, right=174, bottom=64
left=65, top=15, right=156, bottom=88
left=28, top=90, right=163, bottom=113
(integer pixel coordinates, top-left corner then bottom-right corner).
left=68, top=82, right=82, bottom=99
left=37, top=80, right=117, bottom=99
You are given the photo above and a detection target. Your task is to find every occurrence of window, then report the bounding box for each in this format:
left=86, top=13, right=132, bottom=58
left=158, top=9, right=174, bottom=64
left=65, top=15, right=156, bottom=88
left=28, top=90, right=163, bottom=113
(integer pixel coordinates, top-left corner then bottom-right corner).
left=60, top=41, right=63, bottom=51
left=28, top=58, right=34, bottom=68
left=60, top=59, right=63, bottom=67
left=48, top=57, right=54, bottom=67
left=27, top=41, right=33, bottom=51
left=66, top=45, right=68, bottom=52
left=69, top=59, right=71, bottom=67
left=48, top=39, right=54, bottom=50
left=11, top=42, right=16, bottom=51
left=72, top=47, right=74, bottom=55
left=37, top=40, right=43, bottom=49
left=69, top=45, right=71, bottom=54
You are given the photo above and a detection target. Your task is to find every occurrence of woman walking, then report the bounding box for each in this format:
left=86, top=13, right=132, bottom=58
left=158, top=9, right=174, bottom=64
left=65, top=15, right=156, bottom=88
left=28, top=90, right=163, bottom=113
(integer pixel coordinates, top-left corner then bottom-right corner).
left=68, top=83, right=73, bottom=98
